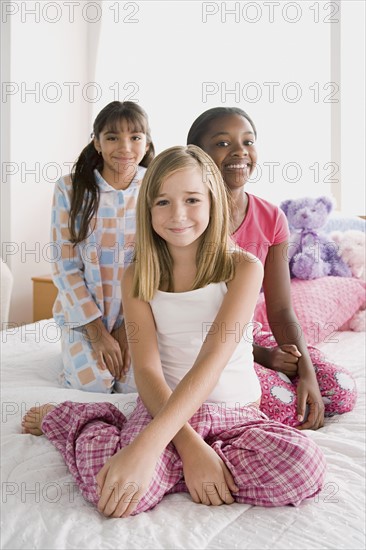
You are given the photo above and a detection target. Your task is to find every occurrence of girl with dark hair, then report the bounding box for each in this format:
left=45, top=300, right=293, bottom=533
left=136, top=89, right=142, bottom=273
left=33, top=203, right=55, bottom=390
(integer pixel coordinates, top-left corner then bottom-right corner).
left=51, top=101, right=154, bottom=393
left=187, top=107, right=357, bottom=429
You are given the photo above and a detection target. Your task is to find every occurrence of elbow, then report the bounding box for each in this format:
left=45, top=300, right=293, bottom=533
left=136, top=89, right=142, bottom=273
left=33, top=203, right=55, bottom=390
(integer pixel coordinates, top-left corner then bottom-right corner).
left=267, top=307, right=301, bottom=334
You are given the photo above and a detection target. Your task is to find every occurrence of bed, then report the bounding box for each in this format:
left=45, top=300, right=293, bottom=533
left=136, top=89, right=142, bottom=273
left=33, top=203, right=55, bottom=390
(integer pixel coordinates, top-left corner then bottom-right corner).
left=1, top=316, right=365, bottom=550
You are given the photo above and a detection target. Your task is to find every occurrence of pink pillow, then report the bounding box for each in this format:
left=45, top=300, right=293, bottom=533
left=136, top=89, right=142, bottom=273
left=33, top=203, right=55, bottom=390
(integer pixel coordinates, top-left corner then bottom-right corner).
left=254, top=277, right=366, bottom=346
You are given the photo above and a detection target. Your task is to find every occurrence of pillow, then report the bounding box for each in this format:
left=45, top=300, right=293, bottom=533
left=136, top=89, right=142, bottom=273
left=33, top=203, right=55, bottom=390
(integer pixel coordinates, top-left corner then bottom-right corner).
left=254, top=276, right=366, bottom=346
left=323, top=214, right=366, bottom=234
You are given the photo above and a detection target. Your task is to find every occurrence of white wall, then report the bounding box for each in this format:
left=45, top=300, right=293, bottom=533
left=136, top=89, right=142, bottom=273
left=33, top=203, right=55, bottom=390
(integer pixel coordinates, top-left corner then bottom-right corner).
left=340, top=0, right=365, bottom=214
left=94, top=0, right=333, bottom=204
left=1, top=0, right=364, bottom=325
left=2, top=2, right=92, bottom=324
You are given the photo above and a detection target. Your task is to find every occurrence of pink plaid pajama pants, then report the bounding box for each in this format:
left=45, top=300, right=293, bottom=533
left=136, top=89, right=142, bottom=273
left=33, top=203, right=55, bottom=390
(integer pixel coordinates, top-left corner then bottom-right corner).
left=254, top=332, right=357, bottom=427
left=41, top=398, right=326, bottom=515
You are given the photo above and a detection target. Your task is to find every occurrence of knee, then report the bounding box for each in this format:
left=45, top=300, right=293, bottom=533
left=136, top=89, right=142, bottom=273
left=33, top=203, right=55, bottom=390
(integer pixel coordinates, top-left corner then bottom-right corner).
left=336, top=371, right=358, bottom=411
left=229, top=422, right=327, bottom=508
left=269, top=435, right=327, bottom=507
left=324, top=371, right=358, bottom=415
left=61, top=333, right=115, bottom=393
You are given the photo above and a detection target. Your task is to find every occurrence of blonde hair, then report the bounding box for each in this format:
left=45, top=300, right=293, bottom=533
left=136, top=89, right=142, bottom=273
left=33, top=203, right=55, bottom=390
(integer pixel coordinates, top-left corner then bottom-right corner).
left=133, top=145, right=235, bottom=300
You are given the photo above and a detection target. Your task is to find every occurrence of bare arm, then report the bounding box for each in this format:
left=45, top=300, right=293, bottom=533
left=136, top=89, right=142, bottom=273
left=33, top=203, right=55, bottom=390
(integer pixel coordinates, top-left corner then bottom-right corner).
left=120, top=265, right=203, bottom=453
left=128, top=254, right=263, bottom=452
left=253, top=342, right=301, bottom=377
left=96, top=254, right=263, bottom=517
left=51, top=177, right=124, bottom=376
left=262, top=242, right=324, bottom=429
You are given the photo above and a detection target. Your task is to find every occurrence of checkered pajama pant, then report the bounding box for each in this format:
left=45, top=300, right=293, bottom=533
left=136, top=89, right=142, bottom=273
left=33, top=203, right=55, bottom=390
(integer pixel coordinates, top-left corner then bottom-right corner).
left=60, top=328, right=357, bottom=430
left=41, top=398, right=327, bottom=515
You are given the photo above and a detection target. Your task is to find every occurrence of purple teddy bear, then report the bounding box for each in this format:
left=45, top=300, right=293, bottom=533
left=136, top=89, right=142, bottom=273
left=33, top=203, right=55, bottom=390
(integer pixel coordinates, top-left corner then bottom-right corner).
left=280, top=196, right=351, bottom=280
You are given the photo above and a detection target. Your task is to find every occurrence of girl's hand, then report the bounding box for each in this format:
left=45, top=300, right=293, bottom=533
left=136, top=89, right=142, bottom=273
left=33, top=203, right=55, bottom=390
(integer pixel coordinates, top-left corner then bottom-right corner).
left=111, top=321, right=131, bottom=378
left=85, top=319, right=123, bottom=379
left=96, top=441, right=158, bottom=518
left=181, top=440, right=239, bottom=506
left=296, top=375, right=325, bottom=430
left=268, top=344, right=301, bottom=378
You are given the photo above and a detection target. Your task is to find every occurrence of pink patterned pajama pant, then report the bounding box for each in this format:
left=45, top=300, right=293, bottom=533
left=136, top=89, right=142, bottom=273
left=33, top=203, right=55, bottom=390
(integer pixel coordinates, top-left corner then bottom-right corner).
left=254, top=332, right=357, bottom=427
left=41, top=398, right=326, bottom=515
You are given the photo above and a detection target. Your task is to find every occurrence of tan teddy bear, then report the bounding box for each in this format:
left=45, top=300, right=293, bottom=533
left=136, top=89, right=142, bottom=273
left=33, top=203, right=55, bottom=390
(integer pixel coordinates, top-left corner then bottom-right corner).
left=331, top=230, right=366, bottom=331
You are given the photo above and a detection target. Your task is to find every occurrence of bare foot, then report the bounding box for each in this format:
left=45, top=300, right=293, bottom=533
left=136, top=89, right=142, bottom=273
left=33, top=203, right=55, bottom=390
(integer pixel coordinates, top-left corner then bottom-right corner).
left=21, top=404, right=56, bottom=436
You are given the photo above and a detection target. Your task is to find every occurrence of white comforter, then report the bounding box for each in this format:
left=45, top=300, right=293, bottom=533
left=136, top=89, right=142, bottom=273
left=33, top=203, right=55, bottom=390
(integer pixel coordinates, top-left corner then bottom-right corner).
left=1, top=321, right=365, bottom=549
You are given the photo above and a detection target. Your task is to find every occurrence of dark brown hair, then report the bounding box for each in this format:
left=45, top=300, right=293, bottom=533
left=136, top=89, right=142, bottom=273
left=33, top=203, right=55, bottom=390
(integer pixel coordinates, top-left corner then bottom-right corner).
left=69, top=101, right=154, bottom=244
left=187, top=107, right=257, bottom=147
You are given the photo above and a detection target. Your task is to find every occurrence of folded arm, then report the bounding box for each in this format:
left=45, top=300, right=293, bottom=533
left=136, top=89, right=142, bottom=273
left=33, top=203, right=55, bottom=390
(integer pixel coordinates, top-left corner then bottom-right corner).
left=52, top=177, right=127, bottom=376
left=261, top=242, right=324, bottom=429
left=96, top=253, right=263, bottom=517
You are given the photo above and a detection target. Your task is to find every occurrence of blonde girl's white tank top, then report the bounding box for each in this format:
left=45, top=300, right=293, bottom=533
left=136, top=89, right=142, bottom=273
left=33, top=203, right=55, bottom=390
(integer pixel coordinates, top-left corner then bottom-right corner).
left=149, top=282, right=261, bottom=409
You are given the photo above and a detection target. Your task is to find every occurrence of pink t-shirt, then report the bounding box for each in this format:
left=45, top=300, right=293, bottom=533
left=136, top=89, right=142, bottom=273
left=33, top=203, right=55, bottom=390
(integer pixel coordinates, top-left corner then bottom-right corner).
left=232, top=193, right=290, bottom=266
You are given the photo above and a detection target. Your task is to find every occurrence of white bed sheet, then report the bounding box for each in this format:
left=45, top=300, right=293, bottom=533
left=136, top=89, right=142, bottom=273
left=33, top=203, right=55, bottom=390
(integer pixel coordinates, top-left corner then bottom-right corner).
left=1, top=320, right=365, bottom=550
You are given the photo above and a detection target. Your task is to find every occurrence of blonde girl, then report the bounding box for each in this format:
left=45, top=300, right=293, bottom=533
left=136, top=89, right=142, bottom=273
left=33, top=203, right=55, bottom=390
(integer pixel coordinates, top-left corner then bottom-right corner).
left=23, top=145, right=326, bottom=518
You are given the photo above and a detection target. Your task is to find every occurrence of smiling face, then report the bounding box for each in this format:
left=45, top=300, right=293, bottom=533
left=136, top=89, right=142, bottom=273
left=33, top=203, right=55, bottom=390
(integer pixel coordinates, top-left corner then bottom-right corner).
left=150, top=166, right=211, bottom=254
left=94, top=118, right=148, bottom=188
left=199, top=114, right=257, bottom=191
